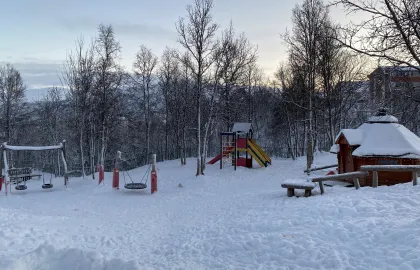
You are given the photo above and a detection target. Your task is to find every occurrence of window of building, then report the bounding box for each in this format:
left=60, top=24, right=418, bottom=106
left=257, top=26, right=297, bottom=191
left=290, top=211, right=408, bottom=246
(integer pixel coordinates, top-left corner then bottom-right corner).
left=378, top=159, right=398, bottom=165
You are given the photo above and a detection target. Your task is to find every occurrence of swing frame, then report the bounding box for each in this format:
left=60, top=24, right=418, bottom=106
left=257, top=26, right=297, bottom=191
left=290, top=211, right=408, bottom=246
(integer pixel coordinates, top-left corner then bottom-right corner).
left=1, top=141, right=69, bottom=195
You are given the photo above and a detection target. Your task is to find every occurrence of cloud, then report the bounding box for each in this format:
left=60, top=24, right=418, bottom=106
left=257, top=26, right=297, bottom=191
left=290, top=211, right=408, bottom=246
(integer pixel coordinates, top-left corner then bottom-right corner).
left=0, top=60, right=63, bottom=90
left=57, top=16, right=176, bottom=40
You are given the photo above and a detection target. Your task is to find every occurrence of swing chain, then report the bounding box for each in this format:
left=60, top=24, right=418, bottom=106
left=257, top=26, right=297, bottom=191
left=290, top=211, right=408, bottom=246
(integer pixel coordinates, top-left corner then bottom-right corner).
left=121, top=161, right=152, bottom=185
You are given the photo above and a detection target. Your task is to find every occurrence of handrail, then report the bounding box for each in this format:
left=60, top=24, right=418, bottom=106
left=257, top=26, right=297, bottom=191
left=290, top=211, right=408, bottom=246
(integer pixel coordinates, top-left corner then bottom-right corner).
left=310, top=171, right=368, bottom=182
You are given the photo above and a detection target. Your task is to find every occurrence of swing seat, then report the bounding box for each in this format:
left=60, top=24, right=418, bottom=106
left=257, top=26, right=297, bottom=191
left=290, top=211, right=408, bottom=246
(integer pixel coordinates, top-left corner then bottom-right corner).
left=15, top=185, right=27, bottom=191
left=124, top=183, right=147, bottom=190
left=42, top=184, right=53, bottom=189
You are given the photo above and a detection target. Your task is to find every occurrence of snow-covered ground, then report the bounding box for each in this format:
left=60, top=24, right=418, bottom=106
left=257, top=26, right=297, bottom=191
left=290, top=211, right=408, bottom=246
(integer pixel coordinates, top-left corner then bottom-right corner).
left=2, top=152, right=420, bottom=269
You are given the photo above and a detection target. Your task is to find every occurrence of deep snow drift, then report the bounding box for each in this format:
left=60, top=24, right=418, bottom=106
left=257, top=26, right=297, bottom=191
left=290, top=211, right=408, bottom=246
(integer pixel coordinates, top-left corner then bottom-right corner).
left=2, top=153, right=420, bottom=269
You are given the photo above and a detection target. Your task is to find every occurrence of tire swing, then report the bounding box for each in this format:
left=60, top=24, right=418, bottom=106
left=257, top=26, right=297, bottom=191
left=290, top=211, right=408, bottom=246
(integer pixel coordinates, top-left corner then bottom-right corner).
left=15, top=177, right=28, bottom=191
left=122, top=163, right=151, bottom=190
left=41, top=164, right=53, bottom=189
left=15, top=172, right=29, bottom=191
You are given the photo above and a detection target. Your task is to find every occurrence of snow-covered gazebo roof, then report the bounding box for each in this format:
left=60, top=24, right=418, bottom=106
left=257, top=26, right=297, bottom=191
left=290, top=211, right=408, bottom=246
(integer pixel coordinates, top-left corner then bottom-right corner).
left=232, top=122, right=252, bottom=133
left=331, top=113, right=420, bottom=158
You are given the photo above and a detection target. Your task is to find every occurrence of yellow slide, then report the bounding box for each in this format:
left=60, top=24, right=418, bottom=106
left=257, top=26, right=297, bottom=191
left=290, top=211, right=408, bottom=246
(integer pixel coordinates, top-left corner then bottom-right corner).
left=249, top=139, right=271, bottom=165
left=247, top=140, right=269, bottom=167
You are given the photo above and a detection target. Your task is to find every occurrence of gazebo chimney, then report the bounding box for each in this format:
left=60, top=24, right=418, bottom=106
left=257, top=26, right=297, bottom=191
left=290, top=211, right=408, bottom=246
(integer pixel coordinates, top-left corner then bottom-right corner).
left=368, top=108, right=398, bottom=124
left=375, top=108, right=387, bottom=116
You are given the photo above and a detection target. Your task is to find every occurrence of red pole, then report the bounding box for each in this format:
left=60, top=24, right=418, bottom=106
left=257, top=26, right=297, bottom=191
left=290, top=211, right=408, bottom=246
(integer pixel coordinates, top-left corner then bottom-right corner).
left=112, top=168, right=119, bottom=189
left=98, top=165, right=104, bottom=185
left=151, top=154, right=157, bottom=194
left=112, top=151, right=121, bottom=190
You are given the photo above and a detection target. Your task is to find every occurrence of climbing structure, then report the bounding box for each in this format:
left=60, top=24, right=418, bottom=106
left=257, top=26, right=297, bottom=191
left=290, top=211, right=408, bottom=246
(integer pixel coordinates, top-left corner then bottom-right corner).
left=207, top=123, right=271, bottom=170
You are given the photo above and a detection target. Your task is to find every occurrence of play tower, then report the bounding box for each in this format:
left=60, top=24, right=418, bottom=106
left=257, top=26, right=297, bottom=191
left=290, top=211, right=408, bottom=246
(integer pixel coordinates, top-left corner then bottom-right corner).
left=207, top=123, right=271, bottom=170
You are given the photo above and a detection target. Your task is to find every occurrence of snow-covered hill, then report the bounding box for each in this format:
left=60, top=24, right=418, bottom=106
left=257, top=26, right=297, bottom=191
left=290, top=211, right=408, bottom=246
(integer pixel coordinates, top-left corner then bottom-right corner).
left=2, top=153, right=420, bottom=269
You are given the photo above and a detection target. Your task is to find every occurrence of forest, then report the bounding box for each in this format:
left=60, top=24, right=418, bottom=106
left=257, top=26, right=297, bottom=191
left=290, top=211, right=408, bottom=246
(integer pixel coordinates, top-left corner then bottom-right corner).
left=0, top=0, right=419, bottom=176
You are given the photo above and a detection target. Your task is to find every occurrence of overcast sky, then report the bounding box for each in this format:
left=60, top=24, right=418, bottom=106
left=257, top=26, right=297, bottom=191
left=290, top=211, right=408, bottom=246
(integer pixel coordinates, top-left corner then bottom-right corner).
left=0, top=0, right=354, bottom=99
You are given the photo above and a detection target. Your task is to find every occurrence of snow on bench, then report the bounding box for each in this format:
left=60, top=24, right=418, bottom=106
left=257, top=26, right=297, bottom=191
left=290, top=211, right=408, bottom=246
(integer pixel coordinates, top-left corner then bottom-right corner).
left=283, top=179, right=316, bottom=188
left=359, top=165, right=420, bottom=172
left=281, top=179, right=316, bottom=197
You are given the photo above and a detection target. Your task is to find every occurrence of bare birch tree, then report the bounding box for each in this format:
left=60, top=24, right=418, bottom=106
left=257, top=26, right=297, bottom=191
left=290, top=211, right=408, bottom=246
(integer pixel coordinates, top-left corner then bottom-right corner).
left=94, top=24, right=123, bottom=167
left=158, top=47, right=180, bottom=161
left=132, top=45, right=158, bottom=163
left=282, top=0, right=329, bottom=173
left=62, top=38, right=96, bottom=177
left=334, top=0, right=420, bottom=69
left=0, top=64, right=25, bottom=143
left=176, top=0, right=218, bottom=176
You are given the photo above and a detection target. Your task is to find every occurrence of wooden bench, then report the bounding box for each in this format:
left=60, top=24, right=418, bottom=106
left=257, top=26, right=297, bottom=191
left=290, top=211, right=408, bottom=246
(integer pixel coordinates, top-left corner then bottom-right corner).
left=281, top=180, right=316, bottom=197
left=8, top=167, right=42, bottom=184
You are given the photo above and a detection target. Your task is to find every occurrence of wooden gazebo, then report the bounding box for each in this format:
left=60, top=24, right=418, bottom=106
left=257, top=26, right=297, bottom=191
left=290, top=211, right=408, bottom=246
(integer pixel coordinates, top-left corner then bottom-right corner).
left=330, top=110, right=420, bottom=186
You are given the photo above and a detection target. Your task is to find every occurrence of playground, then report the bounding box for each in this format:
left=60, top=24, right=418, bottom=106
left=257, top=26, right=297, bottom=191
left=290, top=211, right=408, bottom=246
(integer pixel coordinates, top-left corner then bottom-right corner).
left=2, top=153, right=420, bottom=270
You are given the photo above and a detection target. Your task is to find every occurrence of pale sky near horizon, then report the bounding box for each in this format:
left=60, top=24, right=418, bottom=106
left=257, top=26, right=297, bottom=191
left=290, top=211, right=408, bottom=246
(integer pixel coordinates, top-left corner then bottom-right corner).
left=0, top=0, right=355, bottom=99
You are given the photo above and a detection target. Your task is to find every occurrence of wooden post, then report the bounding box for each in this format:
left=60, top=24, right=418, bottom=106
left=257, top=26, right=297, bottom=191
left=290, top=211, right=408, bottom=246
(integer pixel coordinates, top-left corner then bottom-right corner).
left=112, top=151, right=121, bottom=189
left=151, top=154, right=157, bottom=194
left=353, top=177, right=360, bottom=190
left=372, top=171, right=378, bottom=188
left=245, top=132, right=249, bottom=162
left=319, top=181, right=325, bottom=195
left=287, top=188, right=294, bottom=197
left=0, top=144, right=2, bottom=192
left=413, top=171, right=417, bottom=186
left=220, top=133, right=223, bottom=170
left=304, top=189, right=311, bottom=197
left=234, top=133, right=237, bottom=171
left=2, top=145, right=9, bottom=195
left=61, top=140, right=69, bottom=187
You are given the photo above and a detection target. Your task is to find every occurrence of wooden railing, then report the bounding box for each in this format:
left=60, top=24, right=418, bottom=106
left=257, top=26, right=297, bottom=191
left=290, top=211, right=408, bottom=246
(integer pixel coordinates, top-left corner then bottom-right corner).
left=304, top=164, right=337, bottom=174
left=359, top=165, right=420, bottom=187
left=309, top=171, right=368, bottom=194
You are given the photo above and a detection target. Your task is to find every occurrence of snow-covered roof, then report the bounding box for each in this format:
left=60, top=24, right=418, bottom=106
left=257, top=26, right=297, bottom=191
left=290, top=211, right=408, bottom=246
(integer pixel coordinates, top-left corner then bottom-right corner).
left=331, top=114, right=420, bottom=158
left=352, top=122, right=420, bottom=158
left=232, top=122, right=252, bottom=133
left=330, top=144, right=339, bottom=154
left=378, top=66, right=420, bottom=73
left=335, top=129, right=363, bottom=145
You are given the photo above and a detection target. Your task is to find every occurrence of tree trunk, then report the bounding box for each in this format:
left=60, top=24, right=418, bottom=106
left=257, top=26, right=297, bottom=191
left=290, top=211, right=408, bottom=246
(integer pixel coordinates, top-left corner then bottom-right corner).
left=201, top=117, right=213, bottom=173
left=80, top=121, right=85, bottom=178
left=100, top=123, right=106, bottom=166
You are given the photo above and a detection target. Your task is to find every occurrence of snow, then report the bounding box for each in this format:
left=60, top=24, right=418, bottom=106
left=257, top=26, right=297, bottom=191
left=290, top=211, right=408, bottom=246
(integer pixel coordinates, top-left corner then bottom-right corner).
left=330, top=144, right=339, bottom=154
left=353, top=122, right=420, bottom=158
left=367, top=115, right=399, bottom=123
left=2, top=143, right=63, bottom=151
left=332, top=115, right=420, bottom=158
left=283, top=179, right=316, bottom=188
left=334, top=129, right=363, bottom=145
left=5, top=245, right=139, bottom=270
left=2, top=152, right=420, bottom=269
left=360, top=165, right=420, bottom=171
left=231, top=122, right=252, bottom=133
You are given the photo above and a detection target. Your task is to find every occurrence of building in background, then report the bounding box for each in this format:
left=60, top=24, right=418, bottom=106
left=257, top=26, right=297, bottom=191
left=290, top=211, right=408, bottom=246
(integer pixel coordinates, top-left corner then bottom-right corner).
left=368, top=66, right=420, bottom=110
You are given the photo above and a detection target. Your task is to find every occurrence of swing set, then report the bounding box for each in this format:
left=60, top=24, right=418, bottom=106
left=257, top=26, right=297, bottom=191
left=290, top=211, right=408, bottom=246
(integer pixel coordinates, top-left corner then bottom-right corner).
left=112, top=151, right=157, bottom=193
left=1, top=141, right=69, bottom=194
left=122, top=163, right=151, bottom=190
